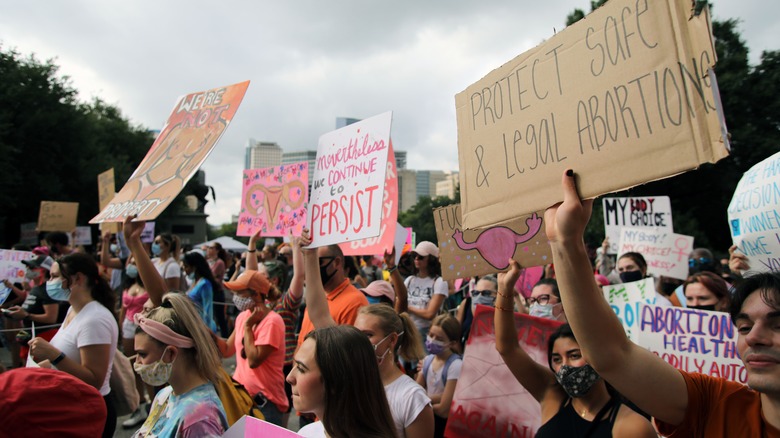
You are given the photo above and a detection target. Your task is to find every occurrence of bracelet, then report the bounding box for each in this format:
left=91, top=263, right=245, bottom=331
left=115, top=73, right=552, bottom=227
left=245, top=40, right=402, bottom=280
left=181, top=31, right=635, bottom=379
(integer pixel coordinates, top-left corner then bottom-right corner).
left=497, top=291, right=513, bottom=299
left=247, top=249, right=257, bottom=253
left=387, top=266, right=397, bottom=273
left=495, top=304, right=514, bottom=312
left=51, top=352, right=66, bottom=366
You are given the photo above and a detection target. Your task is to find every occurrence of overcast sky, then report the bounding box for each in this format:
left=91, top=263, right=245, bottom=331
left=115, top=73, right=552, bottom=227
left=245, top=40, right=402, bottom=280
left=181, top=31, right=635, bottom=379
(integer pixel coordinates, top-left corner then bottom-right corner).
left=1, top=1, right=776, bottom=225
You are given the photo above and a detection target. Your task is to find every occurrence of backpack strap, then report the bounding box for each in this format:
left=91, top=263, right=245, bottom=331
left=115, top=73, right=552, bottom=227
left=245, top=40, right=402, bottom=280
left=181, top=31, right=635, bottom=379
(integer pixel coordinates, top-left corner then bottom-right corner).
left=422, top=355, right=434, bottom=383
left=441, top=353, right=461, bottom=382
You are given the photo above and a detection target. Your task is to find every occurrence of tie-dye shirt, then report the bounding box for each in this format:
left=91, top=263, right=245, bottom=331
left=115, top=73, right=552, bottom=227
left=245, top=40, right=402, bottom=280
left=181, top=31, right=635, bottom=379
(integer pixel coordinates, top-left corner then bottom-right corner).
left=133, top=383, right=227, bottom=438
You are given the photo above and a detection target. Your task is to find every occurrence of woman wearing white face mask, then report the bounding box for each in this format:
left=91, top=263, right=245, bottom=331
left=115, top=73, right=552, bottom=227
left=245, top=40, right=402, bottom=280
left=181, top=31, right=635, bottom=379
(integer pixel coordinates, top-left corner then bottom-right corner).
left=27, top=252, right=119, bottom=438
left=527, top=278, right=566, bottom=321
left=132, top=293, right=227, bottom=437
left=297, top=230, right=435, bottom=438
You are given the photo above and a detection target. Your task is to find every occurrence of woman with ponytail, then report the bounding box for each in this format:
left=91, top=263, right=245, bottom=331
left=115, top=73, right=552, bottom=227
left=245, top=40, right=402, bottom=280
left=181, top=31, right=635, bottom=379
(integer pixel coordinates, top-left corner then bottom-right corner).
left=27, top=252, right=119, bottom=437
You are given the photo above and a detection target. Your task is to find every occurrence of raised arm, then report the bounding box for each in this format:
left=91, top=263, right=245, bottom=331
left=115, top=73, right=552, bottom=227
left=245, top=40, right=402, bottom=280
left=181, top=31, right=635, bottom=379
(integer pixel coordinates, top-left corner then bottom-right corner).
left=247, top=230, right=261, bottom=271
left=299, top=229, right=336, bottom=328
left=288, top=230, right=304, bottom=300
left=546, top=170, right=687, bottom=425
left=124, top=216, right=168, bottom=308
left=494, top=260, right=558, bottom=403
left=100, top=232, right=123, bottom=269
left=384, top=247, right=407, bottom=313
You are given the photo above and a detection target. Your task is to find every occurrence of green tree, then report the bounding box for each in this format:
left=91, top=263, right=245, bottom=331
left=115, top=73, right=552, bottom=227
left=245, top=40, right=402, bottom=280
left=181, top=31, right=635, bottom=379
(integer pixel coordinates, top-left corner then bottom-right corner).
left=399, top=195, right=458, bottom=246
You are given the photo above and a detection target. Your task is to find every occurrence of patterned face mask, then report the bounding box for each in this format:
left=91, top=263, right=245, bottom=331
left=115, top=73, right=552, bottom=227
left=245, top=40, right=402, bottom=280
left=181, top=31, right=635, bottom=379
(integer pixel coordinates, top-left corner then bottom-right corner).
left=232, top=294, right=255, bottom=312
left=554, top=364, right=601, bottom=398
left=133, top=348, right=174, bottom=386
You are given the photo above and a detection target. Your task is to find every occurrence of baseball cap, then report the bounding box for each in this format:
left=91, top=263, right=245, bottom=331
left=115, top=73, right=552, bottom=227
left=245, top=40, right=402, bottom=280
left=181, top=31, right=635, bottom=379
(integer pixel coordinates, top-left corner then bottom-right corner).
left=22, top=255, right=54, bottom=271
left=413, top=241, right=439, bottom=258
left=361, top=280, right=395, bottom=304
left=224, top=270, right=270, bottom=295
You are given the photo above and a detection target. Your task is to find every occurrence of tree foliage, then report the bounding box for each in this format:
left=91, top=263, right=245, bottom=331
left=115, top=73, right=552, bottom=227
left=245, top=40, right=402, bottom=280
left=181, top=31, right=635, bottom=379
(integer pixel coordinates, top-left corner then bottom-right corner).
left=0, top=45, right=155, bottom=246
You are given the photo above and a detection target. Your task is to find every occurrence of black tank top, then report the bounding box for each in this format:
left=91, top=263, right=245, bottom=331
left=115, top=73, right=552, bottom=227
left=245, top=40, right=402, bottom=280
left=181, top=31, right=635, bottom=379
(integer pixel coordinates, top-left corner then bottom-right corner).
left=535, top=397, right=620, bottom=438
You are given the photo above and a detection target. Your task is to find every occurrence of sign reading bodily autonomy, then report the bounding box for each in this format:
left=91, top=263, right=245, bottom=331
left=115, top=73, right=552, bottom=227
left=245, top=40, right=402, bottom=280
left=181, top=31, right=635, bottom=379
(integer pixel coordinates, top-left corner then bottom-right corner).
left=237, top=163, right=308, bottom=237
left=603, top=197, right=672, bottom=254
left=308, top=111, right=391, bottom=247
left=602, top=277, right=657, bottom=343
left=618, top=227, right=694, bottom=280
left=446, top=305, right=562, bottom=437
left=434, top=204, right=550, bottom=281
left=728, top=151, right=780, bottom=273
left=339, top=141, right=398, bottom=256
left=637, top=304, right=746, bottom=383
left=90, top=81, right=250, bottom=223
left=455, top=0, right=729, bottom=230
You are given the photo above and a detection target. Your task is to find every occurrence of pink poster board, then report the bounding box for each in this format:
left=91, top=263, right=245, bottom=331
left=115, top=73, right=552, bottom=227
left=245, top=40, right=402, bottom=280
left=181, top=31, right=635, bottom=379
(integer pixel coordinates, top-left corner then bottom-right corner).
left=237, top=163, right=308, bottom=237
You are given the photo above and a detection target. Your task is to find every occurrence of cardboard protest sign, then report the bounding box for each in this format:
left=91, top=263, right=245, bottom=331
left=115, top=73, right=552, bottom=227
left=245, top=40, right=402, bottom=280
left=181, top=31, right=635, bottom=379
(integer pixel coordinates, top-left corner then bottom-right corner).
left=637, top=303, right=746, bottom=383
left=223, top=415, right=302, bottom=437
left=446, top=305, right=562, bottom=437
left=90, top=81, right=250, bottom=223
left=97, top=168, right=119, bottom=233
left=19, top=222, right=38, bottom=246
left=71, top=226, right=93, bottom=246
left=38, top=201, right=78, bottom=232
left=393, top=222, right=408, bottom=265
left=456, top=0, right=729, bottom=230
left=728, top=151, right=780, bottom=273
left=618, top=227, right=694, bottom=280
left=141, top=222, right=155, bottom=243
left=602, top=277, right=657, bottom=343
left=0, top=250, right=35, bottom=283
left=237, top=162, right=308, bottom=237
left=339, top=141, right=398, bottom=256
left=603, top=197, right=672, bottom=254
left=308, top=111, right=392, bottom=247
left=434, top=204, right=550, bottom=281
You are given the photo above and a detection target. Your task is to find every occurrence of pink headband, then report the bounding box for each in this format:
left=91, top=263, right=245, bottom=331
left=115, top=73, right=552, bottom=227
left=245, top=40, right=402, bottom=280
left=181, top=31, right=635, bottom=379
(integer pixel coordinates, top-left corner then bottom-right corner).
left=134, top=314, right=194, bottom=349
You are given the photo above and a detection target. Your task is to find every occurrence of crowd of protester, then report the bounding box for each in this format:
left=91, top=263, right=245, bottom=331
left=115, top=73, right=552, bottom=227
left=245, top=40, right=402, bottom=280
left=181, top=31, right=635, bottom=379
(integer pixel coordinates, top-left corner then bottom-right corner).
left=0, top=166, right=778, bottom=438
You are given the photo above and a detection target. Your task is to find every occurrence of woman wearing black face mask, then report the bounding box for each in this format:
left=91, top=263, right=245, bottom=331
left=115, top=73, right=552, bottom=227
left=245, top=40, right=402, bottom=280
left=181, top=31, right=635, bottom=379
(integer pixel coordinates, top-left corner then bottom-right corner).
left=616, top=252, right=647, bottom=284
left=683, top=272, right=730, bottom=312
left=495, top=260, right=656, bottom=437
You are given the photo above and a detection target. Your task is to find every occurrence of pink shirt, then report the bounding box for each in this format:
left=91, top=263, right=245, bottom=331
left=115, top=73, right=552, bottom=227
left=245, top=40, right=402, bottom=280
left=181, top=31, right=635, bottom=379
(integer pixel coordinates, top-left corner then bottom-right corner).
left=122, top=289, right=149, bottom=323
left=232, top=310, right=288, bottom=412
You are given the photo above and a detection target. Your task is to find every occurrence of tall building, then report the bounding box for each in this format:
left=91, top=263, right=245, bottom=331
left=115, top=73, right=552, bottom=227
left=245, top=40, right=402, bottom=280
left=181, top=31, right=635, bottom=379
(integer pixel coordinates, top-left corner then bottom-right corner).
left=435, top=171, right=460, bottom=198
left=245, top=139, right=282, bottom=170
left=398, top=169, right=418, bottom=213
left=394, top=150, right=407, bottom=170
left=282, top=150, right=318, bottom=187
left=336, top=117, right=361, bottom=129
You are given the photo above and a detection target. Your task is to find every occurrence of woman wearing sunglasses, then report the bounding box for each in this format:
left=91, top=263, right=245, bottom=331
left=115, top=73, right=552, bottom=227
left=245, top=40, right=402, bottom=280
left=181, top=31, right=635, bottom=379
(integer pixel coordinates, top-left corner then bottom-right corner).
left=456, top=275, right=498, bottom=345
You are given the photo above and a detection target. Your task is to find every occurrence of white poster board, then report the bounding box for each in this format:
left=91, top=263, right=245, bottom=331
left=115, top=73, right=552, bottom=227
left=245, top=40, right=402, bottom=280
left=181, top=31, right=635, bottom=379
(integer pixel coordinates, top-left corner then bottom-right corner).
left=308, top=111, right=392, bottom=247
left=728, top=151, right=780, bottom=273
left=141, top=222, right=156, bottom=244
left=602, top=196, right=672, bottom=254
left=602, top=278, right=656, bottom=343
left=0, top=250, right=36, bottom=283
left=71, top=226, right=93, bottom=246
left=618, top=227, right=694, bottom=280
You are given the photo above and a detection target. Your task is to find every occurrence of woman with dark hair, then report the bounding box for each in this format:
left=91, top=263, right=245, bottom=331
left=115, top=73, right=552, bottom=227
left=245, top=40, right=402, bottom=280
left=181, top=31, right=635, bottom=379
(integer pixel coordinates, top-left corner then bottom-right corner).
left=288, top=325, right=397, bottom=438
left=182, top=252, right=218, bottom=332
left=28, top=252, right=119, bottom=438
left=494, top=259, right=654, bottom=437
left=683, top=271, right=730, bottom=312
left=206, top=242, right=229, bottom=336
left=617, top=251, right=673, bottom=306
left=398, top=241, right=448, bottom=353
left=152, top=232, right=181, bottom=291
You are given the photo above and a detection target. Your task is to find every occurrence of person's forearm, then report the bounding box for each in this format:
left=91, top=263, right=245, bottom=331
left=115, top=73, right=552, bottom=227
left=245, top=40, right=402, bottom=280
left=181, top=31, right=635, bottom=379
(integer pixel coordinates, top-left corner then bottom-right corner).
left=127, top=237, right=168, bottom=307
left=303, top=252, right=336, bottom=328
left=242, top=327, right=263, bottom=367
left=551, top=239, right=630, bottom=370
left=289, top=244, right=304, bottom=299
left=494, top=291, right=519, bottom=356
left=388, top=268, right=407, bottom=313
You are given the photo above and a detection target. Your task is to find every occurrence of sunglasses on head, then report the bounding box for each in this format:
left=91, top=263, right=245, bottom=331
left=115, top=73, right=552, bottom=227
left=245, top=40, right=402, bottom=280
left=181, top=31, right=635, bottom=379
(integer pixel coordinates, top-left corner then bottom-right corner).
left=689, top=257, right=712, bottom=268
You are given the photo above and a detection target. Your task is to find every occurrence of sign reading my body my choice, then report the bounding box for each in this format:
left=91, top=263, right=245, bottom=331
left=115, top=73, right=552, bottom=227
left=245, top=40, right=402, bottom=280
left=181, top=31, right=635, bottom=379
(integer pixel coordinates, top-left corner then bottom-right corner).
left=308, top=112, right=392, bottom=248
left=603, top=196, right=672, bottom=254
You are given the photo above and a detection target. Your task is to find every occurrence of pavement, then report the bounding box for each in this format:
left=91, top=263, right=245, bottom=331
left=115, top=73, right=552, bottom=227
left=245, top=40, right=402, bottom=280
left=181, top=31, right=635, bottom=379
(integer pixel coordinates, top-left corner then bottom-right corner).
left=0, top=335, right=301, bottom=437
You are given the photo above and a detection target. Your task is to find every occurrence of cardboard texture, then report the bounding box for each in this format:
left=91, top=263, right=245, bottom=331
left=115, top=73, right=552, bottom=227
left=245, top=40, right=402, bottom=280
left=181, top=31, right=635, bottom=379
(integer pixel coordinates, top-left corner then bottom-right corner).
left=340, top=141, right=398, bottom=256
left=308, top=111, right=392, bottom=248
left=602, top=196, right=672, bottom=254
left=97, top=168, right=119, bottom=233
left=618, top=227, right=694, bottom=280
left=446, top=305, right=562, bottom=437
left=38, top=201, right=78, bottom=232
left=728, top=151, right=780, bottom=274
left=434, top=204, right=550, bottom=281
left=456, top=0, right=728, bottom=230
left=637, top=304, right=746, bottom=383
left=90, top=81, right=250, bottom=223
left=237, top=162, right=309, bottom=237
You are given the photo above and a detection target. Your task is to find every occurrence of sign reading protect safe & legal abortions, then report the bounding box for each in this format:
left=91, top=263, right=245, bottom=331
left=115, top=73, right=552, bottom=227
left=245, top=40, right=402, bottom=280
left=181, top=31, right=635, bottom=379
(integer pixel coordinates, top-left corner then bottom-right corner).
left=456, top=0, right=729, bottom=230
left=308, top=112, right=391, bottom=248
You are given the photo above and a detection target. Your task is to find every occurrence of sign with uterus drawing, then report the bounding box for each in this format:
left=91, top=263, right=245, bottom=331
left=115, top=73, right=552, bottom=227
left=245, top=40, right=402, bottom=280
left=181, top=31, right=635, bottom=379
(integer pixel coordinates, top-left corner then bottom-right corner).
left=434, top=204, right=551, bottom=280
left=237, top=162, right=308, bottom=237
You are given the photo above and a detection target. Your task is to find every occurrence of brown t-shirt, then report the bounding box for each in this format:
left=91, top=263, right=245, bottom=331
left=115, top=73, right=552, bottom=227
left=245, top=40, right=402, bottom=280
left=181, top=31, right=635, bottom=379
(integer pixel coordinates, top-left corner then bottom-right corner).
left=654, top=370, right=780, bottom=437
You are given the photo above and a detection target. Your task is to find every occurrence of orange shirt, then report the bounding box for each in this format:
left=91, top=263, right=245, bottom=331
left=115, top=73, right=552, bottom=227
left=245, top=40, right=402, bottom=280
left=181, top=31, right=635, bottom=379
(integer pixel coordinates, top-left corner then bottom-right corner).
left=297, top=279, right=368, bottom=347
left=654, top=370, right=780, bottom=437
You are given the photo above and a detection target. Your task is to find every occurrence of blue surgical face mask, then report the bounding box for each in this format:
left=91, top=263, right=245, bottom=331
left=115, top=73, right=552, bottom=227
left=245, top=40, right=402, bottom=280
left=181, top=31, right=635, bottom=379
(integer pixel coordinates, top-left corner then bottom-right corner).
left=109, top=243, right=119, bottom=254
left=530, top=303, right=556, bottom=320
left=151, top=243, right=162, bottom=257
left=46, top=278, right=71, bottom=302
left=472, top=294, right=496, bottom=309
left=125, top=264, right=139, bottom=279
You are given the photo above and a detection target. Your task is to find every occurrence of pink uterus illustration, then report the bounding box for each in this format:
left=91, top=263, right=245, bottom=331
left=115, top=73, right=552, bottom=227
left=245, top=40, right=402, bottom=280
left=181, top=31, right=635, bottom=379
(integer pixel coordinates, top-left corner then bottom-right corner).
left=452, top=213, right=543, bottom=269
